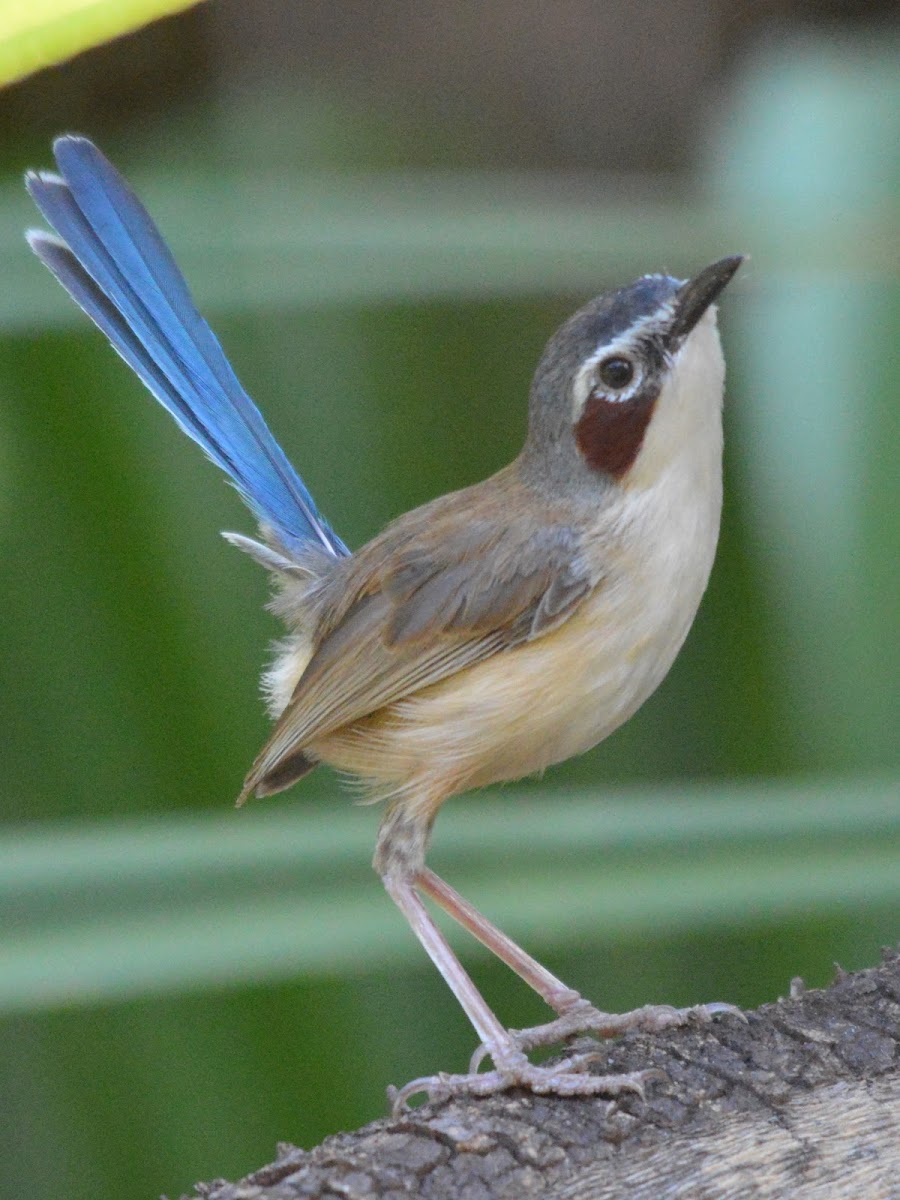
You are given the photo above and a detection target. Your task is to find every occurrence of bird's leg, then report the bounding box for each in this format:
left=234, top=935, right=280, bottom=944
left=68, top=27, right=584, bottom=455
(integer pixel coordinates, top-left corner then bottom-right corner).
left=382, top=871, right=651, bottom=1113
left=415, top=866, right=584, bottom=1013
left=415, top=866, right=740, bottom=1071
left=383, top=872, right=525, bottom=1068
left=376, top=804, right=654, bottom=1112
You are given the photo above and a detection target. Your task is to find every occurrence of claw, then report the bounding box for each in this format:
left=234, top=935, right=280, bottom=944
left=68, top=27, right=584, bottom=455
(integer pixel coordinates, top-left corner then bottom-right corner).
left=700, top=1001, right=747, bottom=1022
left=389, top=1072, right=454, bottom=1116
left=468, top=1042, right=492, bottom=1074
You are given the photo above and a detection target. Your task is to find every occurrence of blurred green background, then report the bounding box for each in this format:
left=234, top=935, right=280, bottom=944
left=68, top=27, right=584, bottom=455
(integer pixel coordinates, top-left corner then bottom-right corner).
left=0, top=4, right=897, bottom=1198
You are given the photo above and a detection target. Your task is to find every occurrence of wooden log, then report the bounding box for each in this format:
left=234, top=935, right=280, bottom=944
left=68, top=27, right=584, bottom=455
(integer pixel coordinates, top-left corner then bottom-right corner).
left=190, top=947, right=900, bottom=1199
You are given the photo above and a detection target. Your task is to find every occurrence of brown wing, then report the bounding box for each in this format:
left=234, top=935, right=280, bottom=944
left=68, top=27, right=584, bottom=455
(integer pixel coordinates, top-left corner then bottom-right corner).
left=240, top=511, right=596, bottom=801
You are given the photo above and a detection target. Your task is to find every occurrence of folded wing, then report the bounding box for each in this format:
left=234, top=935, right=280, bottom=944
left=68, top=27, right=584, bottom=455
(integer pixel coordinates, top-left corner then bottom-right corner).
left=241, top=517, right=594, bottom=799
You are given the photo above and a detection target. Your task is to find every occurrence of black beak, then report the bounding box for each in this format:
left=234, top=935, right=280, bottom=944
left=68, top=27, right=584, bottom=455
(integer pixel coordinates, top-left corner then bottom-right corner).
left=667, top=255, right=744, bottom=345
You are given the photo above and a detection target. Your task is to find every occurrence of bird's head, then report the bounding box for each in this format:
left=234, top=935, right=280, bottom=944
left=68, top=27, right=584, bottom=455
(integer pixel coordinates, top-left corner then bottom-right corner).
left=522, top=256, right=744, bottom=495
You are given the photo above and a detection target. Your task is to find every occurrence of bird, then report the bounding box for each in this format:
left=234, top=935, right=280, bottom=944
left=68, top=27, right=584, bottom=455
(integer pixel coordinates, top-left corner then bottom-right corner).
left=26, top=135, right=743, bottom=1111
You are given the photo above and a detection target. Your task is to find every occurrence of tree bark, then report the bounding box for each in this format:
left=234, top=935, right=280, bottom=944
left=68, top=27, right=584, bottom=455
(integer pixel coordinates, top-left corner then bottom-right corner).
left=190, top=948, right=900, bottom=1199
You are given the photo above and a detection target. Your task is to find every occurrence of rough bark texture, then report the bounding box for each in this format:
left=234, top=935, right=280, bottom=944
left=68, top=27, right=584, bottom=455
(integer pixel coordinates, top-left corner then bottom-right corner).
left=189, top=948, right=900, bottom=1200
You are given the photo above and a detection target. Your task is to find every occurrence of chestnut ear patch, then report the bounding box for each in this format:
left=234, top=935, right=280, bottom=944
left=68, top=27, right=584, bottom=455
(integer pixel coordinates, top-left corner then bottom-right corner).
left=574, top=389, right=658, bottom=477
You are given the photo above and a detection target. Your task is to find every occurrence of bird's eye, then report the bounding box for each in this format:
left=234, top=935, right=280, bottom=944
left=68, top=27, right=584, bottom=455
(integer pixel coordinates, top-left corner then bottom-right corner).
left=597, top=356, right=635, bottom=390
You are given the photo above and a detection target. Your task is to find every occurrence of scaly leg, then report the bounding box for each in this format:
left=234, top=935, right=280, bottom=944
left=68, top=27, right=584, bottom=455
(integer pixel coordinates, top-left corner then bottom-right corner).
left=415, top=866, right=740, bottom=1072
left=382, top=872, right=655, bottom=1113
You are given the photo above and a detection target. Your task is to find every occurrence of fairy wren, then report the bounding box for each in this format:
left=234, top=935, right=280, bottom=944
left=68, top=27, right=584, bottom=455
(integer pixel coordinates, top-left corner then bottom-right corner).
left=26, top=136, right=743, bottom=1110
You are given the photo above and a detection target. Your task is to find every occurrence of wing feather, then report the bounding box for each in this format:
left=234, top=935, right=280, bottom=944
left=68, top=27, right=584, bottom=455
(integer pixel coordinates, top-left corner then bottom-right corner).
left=241, top=514, right=596, bottom=799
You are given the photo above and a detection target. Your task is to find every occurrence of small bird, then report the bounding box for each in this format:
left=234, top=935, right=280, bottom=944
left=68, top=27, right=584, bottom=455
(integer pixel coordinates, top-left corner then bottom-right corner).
left=26, top=136, right=743, bottom=1110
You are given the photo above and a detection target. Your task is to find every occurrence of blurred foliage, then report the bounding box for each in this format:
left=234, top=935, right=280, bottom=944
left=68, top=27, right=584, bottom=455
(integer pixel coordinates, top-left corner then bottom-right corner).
left=0, top=0, right=205, bottom=89
left=0, top=24, right=897, bottom=1200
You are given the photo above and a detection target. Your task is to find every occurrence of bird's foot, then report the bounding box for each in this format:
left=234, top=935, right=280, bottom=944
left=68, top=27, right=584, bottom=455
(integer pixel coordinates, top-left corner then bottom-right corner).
left=389, top=1047, right=661, bottom=1115
left=469, top=998, right=742, bottom=1072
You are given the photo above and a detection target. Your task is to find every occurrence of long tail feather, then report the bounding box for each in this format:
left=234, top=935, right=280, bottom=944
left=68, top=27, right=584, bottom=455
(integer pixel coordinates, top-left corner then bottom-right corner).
left=25, top=135, right=348, bottom=560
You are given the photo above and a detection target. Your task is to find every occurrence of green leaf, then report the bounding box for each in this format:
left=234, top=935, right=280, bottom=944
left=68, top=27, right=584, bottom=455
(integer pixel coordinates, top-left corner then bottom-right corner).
left=2, top=775, right=897, bottom=1014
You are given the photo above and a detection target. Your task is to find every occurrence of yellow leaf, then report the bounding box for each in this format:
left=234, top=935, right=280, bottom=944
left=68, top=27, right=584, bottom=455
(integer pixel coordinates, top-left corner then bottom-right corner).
left=0, top=0, right=204, bottom=89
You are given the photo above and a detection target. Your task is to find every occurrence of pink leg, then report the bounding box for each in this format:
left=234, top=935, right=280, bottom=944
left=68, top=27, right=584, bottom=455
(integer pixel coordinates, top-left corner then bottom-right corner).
left=374, top=804, right=735, bottom=1109
left=383, top=873, right=527, bottom=1071
left=414, top=866, right=741, bottom=1069
left=416, top=866, right=584, bottom=1013
left=382, top=871, right=653, bottom=1112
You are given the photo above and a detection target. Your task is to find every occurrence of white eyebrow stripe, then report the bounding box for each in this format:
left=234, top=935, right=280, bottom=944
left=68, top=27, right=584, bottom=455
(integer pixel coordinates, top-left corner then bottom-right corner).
left=570, top=301, right=675, bottom=419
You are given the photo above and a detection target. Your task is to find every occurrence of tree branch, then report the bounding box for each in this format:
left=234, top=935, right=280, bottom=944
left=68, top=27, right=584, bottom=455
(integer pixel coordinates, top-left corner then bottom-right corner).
left=190, top=947, right=900, bottom=1199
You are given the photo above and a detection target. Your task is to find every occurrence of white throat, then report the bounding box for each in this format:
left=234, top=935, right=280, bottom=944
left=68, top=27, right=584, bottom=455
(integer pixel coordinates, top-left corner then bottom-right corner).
left=628, top=307, right=725, bottom=493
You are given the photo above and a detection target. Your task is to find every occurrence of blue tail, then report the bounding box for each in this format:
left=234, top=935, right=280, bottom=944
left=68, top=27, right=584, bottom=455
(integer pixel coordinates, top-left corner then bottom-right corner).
left=25, top=135, right=348, bottom=560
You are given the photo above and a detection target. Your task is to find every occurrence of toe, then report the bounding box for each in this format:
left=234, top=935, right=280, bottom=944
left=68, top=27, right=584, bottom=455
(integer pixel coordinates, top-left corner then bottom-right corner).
left=389, top=1059, right=663, bottom=1111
